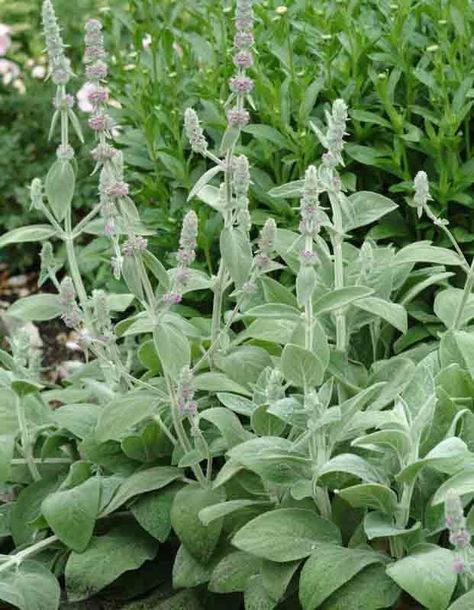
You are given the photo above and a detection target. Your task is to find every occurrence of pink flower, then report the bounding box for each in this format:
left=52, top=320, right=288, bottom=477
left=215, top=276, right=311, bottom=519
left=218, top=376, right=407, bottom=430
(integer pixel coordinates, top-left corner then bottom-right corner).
left=0, top=58, right=19, bottom=85
left=0, top=24, right=12, bottom=57
left=77, top=82, right=96, bottom=112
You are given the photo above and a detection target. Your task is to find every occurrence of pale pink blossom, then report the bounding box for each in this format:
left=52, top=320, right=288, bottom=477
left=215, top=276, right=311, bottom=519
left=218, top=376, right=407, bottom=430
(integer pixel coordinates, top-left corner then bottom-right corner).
left=0, top=24, right=12, bottom=56
left=76, top=82, right=96, bottom=112
left=31, top=65, right=46, bottom=79
left=142, top=34, right=152, bottom=49
left=0, top=58, right=19, bottom=85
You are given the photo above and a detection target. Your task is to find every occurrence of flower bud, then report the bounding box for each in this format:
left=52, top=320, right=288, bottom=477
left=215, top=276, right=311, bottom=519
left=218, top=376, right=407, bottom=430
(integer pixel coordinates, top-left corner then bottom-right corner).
left=184, top=108, right=208, bottom=155
left=30, top=178, right=43, bottom=210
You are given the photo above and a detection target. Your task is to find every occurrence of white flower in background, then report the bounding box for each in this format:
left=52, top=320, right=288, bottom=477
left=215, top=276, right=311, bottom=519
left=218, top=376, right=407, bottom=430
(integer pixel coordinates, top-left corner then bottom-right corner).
left=76, top=81, right=96, bottom=112
left=31, top=65, right=46, bottom=79
left=0, top=24, right=12, bottom=56
left=0, top=58, right=19, bottom=85
left=142, top=33, right=152, bottom=49
left=12, top=78, right=25, bottom=94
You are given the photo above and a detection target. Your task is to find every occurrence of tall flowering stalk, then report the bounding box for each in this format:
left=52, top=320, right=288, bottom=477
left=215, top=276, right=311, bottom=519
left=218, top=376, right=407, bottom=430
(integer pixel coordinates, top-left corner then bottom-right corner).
left=313, top=99, right=349, bottom=351
left=184, top=0, right=255, bottom=350
left=411, top=171, right=473, bottom=329
left=297, top=165, right=321, bottom=350
left=445, top=491, right=474, bottom=587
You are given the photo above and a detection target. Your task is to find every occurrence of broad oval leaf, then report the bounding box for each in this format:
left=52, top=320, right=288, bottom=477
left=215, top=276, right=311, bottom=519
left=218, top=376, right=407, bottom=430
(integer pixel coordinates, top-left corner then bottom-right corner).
left=281, top=344, right=324, bottom=388
left=342, top=191, right=398, bottom=232
left=0, top=560, right=60, bottom=610
left=220, top=227, right=253, bottom=288
left=232, top=508, right=341, bottom=562
left=386, top=544, right=456, bottom=610
left=45, top=158, right=75, bottom=222
left=95, top=391, right=158, bottom=442
left=41, top=477, right=101, bottom=552
left=170, top=484, right=225, bottom=563
left=299, top=543, right=386, bottom=610
left=0, top=225, right=57, bottom=248
left=394, top=243, right=464, bottom=267
left=7, top=294, right=61, bottom=322
left=102, top=466, right=181, bottom=515
left=65, top=525, right=157, bottom=602
left=314, top=286, right=374, bottom=317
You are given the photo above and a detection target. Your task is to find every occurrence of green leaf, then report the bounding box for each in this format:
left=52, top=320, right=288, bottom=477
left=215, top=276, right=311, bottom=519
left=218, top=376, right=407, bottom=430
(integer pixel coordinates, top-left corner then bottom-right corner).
left=238, top=318, right=297, bottom=345
left=243, top=124, right=288, bottom=148
left=244, top=575, right=277, bottom=610
left=350, top=109, right=391, bottom=128
left=353, top=297, right=407, bottom=333
left=299, top=543, right=386, bottom=610
left=65, top=525, right=158, bottom=601
left=342, top=191, right=397, bottom=232
left=232, top=508, right=341, bottom=562
left=318, top=454, right=385, bottom=484
left=261, top=559, right=300, bottom=602
left=103, top=466, right=181, bottom=515
left=320, top=563, right=401, bottom=610
left=7, top=294, right=61, bottom=322
left=130, top=484, right=179, bottom=542
left=296, top=266, right=317, bottom=306
left=448, top=590, right=474, bottom=610
left=243, top=303, right=301, bottom=321
left=209, top=550, right=260, bottom=593
left=194, top=372, right=252, bottom=396
left=281, top=344, right=324, bottom=387
left=394, top=243, right=464, bottom=267
left=0, top=225, right=57, bottom=248
left=337, top=483, right=398, bottom=514
left=95, top=391, right=157, bottom=442
left=0, top=560, right=60, bottom=610
left=0, top=388, right=20, bottom=436
left=268, top=180, right=304, bottom=199
left=199, top=499, right=262, bottom=526
left=227, top=437, right=311, bottom=485
left=187, top=165, right=222, bottom=202
left=217, top=392, right=255, bottom=416
left=314, top=286, right=374, bottom=317
left=220, top=227, right=253, bottom=287
left=200, top=407, right=253, bottom=448
left=364, top=511, right=421, bottom=540
left=153, top=322, right=190, bottom=379
left=45, top=159, right=75, bottom=222
left=431, top=467, right=474, bottom=505
left=41, top=477, right=101, bottom=552
left=170, top=484, right=225, bottom=563
left=397, top=437, right=469, bottom=484
left=10, top=477, right=60, bottom=546
left=172, top=543, right=216, bottom=589
left=386, top=544, right=457, bottom=610
left=53, top=403, right=99, bottom=438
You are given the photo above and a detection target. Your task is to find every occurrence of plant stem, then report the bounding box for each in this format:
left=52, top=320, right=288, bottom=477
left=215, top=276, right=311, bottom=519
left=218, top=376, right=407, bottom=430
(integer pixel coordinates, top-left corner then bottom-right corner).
left=210, top=149, right=234, bottom=345
left=0, top=536, right=58, bottom=575
left=165, top=374, right=207, bottom=487
left=453, top=257, right=474, bottom=330
left=15, top=394, right=40, bottom=482
left=304, top=235, right=314, bottom=351
left=329, top=191, right=346, bottom=351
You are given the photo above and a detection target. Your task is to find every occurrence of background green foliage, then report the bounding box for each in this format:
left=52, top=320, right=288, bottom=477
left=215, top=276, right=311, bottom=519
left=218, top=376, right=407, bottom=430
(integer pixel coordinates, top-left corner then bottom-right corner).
left=2, top=0, right=474, bottom=269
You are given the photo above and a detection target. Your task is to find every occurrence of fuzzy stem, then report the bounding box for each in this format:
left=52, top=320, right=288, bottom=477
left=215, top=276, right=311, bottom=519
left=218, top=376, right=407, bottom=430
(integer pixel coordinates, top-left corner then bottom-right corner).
left=210, top=149, right=234, bottom=345
left=15, top=394, right=41, bottom=482
left=329, top=190, right=346, bottom=351
left=0, top=535, right=58, bottom=575
left=453, top=257, right=474, bottom=330
left=165, top=374, right=207, bottom=487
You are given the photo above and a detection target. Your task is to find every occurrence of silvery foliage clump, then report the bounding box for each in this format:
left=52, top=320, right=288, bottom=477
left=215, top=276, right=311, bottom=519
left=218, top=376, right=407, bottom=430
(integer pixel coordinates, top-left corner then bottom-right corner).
left=1, top=1, right=474, bottom=608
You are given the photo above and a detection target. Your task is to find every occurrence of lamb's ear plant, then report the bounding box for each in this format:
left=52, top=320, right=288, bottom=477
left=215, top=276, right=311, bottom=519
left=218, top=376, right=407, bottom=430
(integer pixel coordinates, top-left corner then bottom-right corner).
left=2, top=1, right=474, bottom=609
